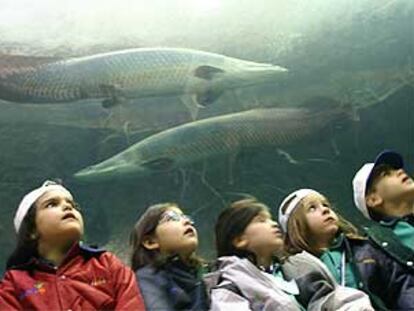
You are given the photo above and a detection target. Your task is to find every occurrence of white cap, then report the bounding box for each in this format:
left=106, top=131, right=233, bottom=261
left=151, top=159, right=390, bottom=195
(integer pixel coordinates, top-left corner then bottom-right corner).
left=14, top=180, right=70, bottom=233
left=352, top=163, right=375, bottom=219
left=352, top=150, right=403, bottom=219
left=278, top=189, right=320, bottom=232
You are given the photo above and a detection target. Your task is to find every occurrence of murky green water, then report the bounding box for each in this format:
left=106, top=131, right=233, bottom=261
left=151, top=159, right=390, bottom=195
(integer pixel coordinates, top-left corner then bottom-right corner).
left=0, top=0, right=413, bottom=274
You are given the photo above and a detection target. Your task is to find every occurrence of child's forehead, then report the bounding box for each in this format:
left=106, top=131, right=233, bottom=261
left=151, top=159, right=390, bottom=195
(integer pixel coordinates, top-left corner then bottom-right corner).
left=36, top=188, right=73, bottom=203
left=255, top=209, right=271, bottom=218
left=377, top=164, right=399, bottom=176
left=369, top=164, right=399, bottom=187
left=302, top=193, right=327, bottom=204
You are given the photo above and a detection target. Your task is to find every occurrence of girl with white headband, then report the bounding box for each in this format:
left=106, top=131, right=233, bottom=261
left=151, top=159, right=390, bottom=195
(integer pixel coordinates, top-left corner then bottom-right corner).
left=278, top=188, right=414, bottom=311
left=0, top=180, right=146, bottom=310
left=205, top=197, right=374, bottom=311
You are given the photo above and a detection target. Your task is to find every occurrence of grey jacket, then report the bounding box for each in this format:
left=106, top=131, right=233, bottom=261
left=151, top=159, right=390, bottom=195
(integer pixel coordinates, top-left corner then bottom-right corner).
left=205, top=252, right=373, bottom=311
left=282, top=251, right=374, bottom=311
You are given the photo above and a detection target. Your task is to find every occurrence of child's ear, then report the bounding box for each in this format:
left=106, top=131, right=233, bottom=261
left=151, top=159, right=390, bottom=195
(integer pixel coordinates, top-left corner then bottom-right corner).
left=366, top=193, right=383, bottom=210
left=233, top=235, right=248, bottom=249
left=142, top=235, right=160, bottom=250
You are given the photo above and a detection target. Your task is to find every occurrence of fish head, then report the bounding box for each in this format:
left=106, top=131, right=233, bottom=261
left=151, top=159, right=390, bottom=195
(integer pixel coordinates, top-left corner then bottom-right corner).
left=73, top=159, right=143, bottom=182
left=73, top=154, right=177, bottom=182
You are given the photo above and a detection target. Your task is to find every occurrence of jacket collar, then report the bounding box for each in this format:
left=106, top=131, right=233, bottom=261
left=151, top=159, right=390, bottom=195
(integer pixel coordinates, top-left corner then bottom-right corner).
left=377, top=214, right=414, bottom=227
left=10, top=242, right=105, bottom=271
left=330, top=233, right=346, bottom=249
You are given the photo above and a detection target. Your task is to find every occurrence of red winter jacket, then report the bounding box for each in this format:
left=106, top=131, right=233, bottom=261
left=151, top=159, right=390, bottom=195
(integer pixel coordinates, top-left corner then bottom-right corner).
left=0, top=243, right=146, bottom=310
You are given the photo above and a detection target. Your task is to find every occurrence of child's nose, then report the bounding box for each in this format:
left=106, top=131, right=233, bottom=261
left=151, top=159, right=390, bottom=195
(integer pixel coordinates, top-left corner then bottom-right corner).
left=270, top=219, right=279, bottom=228
left=183, top=217, right=194, bottom=226
left=62, top=202, right=74, bottom=211
left=321, top=205, right=330, bottom=214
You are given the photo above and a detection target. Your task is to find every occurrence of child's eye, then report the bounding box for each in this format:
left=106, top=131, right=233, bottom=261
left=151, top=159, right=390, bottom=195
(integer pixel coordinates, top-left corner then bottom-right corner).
left=308, top=205, right=316, bottom=212
left=256, top=215, right=271, bottom=223
left=45, top=201, right=58, bottom=208
left=380, top=170, right=392, bottom=177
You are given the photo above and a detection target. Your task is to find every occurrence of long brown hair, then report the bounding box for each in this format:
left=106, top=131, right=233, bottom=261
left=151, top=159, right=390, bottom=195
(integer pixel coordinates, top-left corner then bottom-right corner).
left=6, top=203, right=39, bottom=269
left=215, top=197, right=288, bottom=264
left=282, top=194, right=363, bottom=256
left=129, top=203, right=203, bottom=271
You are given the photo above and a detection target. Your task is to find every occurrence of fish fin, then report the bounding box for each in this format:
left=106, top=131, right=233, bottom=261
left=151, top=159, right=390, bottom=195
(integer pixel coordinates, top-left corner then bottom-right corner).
left=99, top=84, right=125, bottom=108
left=195, top=88, right=224, bottom=107
left=194, top=65, right=225, bottom=80
left=141, top=157, right=175, bottom=172
left=181, top=95, right=200, bottom=120
left=276, top=148, right=300, bottom=165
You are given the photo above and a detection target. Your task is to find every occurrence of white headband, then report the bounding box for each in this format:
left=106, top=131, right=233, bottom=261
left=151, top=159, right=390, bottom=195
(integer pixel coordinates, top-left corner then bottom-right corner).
left=14, top=180, right=70, bottom=233
left=278, top=189, right=320, bottom=232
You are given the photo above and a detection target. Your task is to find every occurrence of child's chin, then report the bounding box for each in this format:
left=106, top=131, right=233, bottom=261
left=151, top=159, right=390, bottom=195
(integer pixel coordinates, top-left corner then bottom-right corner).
left=61, top=228, right=83, bottom=242
left=271, top=241, right=284, bottom=252
left=181, top=242, right=198, bottom=255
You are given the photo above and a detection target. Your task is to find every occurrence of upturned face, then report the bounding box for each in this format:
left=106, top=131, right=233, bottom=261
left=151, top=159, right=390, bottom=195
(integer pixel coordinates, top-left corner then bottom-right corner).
left=370, top=168, right=414, bottom=204
left=236, top=210, right=284, bottom=258
left=35, top=187, right=84, bottom=249
left=152, top=207, right=198, bottom=257
left=301, top=193, right=339, bottom=241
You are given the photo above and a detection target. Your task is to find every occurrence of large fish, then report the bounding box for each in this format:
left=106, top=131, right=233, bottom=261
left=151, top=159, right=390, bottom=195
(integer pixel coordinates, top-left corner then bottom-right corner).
left=74, top=102, right=352, bottom=182
left=0, top=48, right=287, bottom=117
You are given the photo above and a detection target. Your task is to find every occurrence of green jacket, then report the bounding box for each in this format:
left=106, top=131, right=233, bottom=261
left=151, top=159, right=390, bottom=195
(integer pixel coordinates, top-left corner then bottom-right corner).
left=377, top=214, right=414, bottom=250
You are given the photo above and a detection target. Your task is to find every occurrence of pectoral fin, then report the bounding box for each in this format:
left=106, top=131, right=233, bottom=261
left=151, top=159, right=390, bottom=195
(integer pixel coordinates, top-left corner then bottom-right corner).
left=194, top=65, right=225, bottom=80
left=102, top=97, right=126, bottom=108
left=181, top=95, right=201, bottom=120
left=99, top=84, right=125, bottom=108
left=195, top=88, right=224, bottom=107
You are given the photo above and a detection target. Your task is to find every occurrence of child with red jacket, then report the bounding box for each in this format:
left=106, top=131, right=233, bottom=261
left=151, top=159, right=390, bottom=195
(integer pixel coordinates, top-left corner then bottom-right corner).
left=0, top=180, right=146, bottom=310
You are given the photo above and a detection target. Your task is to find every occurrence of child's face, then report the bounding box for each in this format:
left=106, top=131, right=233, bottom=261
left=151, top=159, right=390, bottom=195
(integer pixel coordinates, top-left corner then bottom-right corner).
left=370, top=168, right=414, bottom=204
left=153, top=207, right=198, bottom=257
left=301, top=193, right=339, bottom=240
left=238, top=210, right=284, bottom=258
left=35, top=188, right=84, bottom=248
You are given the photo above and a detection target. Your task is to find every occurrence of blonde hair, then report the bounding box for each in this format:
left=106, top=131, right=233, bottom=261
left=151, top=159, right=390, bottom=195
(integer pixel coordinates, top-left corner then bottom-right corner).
left=283, top=194, right=364, bottom=256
